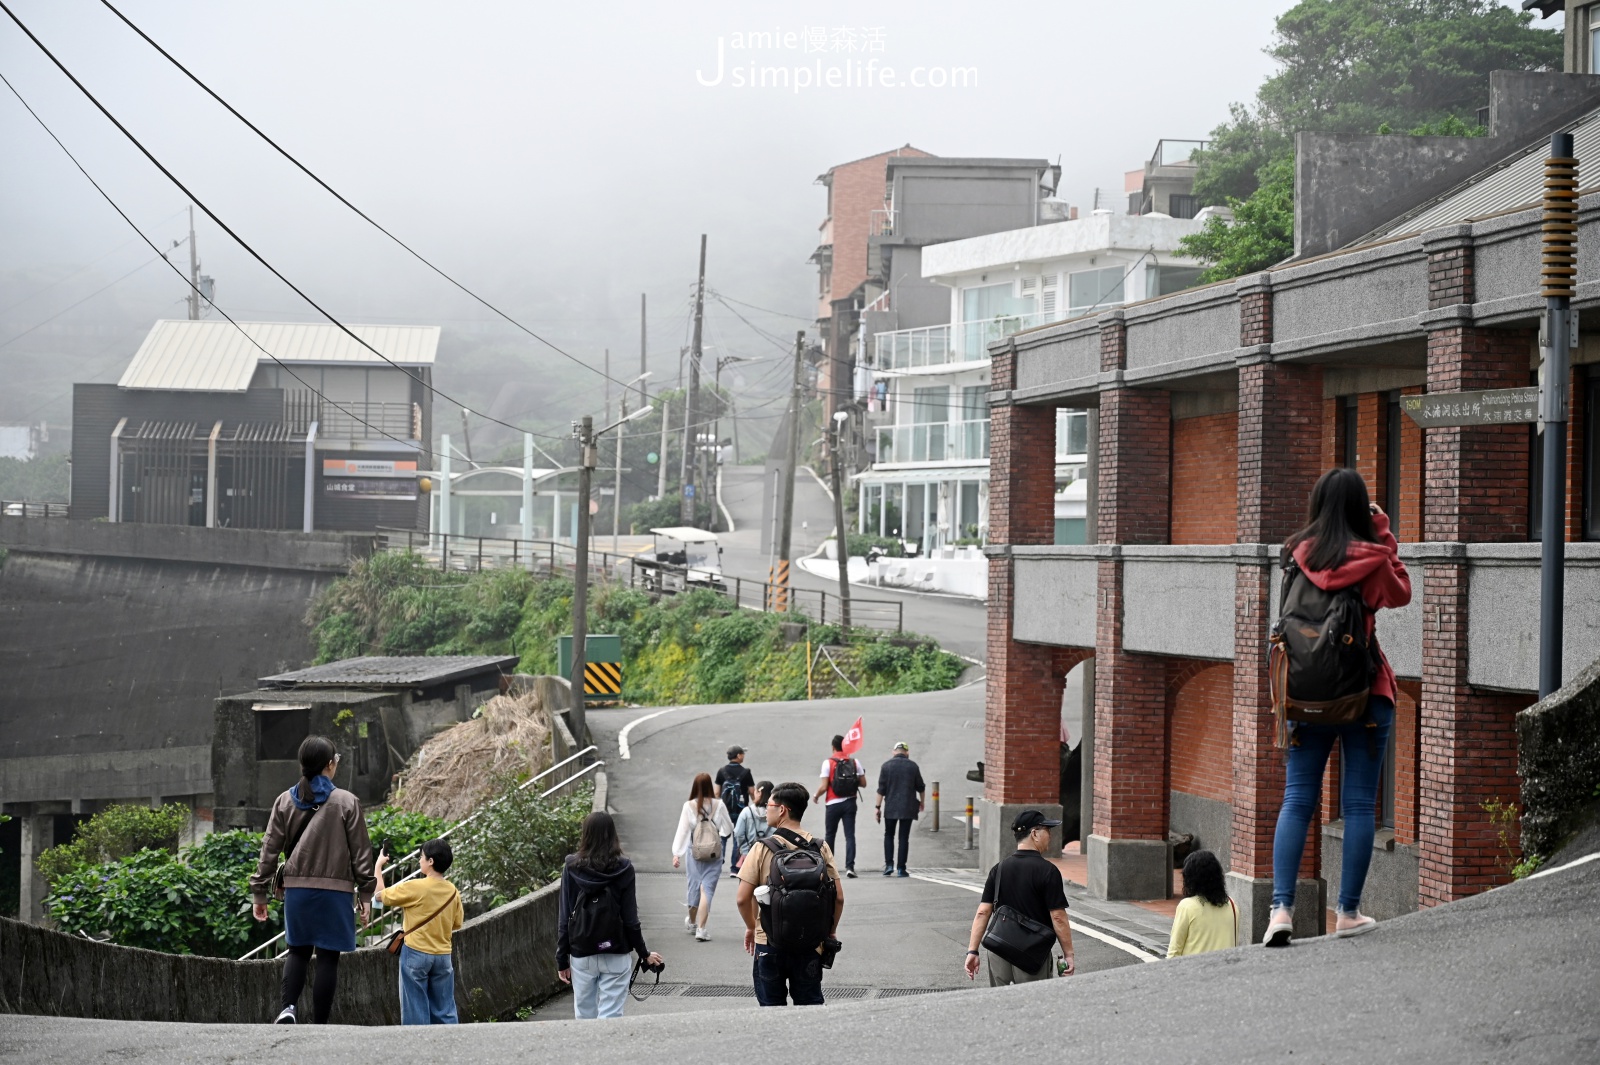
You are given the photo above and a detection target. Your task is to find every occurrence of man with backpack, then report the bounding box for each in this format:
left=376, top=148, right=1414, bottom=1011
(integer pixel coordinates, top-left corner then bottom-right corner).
left=814, top=735, right=867, bottom=878
left=736, top=782, right=844, bottom=1006
left=714, top=745, right=755, bottom=875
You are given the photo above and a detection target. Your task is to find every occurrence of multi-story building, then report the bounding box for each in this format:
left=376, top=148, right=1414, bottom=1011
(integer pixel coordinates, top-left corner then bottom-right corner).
left=858, top=143, right=1208, bottom=554
left=981, top=69, right=1600, bottom=944
left=71, top=319, right=437, bottom=532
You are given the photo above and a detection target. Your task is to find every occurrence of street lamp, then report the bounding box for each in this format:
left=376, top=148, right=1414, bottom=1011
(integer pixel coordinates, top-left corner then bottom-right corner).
left=830, top=409, right=852, bottom=636
left=571, top=403, right=654, bottom=742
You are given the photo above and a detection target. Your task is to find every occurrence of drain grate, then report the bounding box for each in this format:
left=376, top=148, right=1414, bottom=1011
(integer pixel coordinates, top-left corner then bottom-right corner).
left=680, top=984, right=758, bottom=998
left=876, top=987, right=956, bottom=998
left=822, top=986, right=871, bottom=1000
left=630, top=981, right=687, bottom=998
left=666, top=984, right=954, bottom=1001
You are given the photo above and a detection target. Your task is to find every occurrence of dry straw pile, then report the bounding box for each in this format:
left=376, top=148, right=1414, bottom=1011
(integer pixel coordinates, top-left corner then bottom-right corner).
left=391, top=679, right=553, bottom=821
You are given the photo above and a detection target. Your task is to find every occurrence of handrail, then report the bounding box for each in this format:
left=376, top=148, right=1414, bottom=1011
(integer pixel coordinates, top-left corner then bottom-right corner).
left=239, top=745, right=600, bottom=959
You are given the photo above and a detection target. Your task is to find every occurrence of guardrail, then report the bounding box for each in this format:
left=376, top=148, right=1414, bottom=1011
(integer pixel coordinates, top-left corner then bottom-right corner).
left=1, top=500, right=69, bottom=519
left=374, top=528, right=904, bottom=632
left=240, top=745, right=601, bottom=961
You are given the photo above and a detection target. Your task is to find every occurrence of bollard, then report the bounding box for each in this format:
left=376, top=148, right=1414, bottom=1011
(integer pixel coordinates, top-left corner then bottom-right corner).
left=964, top=796, right=974, bottom=850
left=930, top=781, right=940, bottom=832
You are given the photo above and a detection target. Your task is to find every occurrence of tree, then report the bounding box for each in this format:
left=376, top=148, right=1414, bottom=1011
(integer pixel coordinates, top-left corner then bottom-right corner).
left=1183, top=0, right=1560, bottom=281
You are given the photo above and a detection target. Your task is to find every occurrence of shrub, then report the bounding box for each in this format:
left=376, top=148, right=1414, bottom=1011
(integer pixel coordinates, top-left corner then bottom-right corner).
left=448, top=778, right=591, bottom=904
left=365, top=807, right=453, bottom=859
left=36, top=803, right=188, bottom=887
left=626, top=494, right=713, bottom=532
left=846, top=533, right=903, bottom=558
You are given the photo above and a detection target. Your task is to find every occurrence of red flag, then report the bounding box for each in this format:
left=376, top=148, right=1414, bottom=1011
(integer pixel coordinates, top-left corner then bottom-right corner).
left=840, top=716, right=864, bottom=757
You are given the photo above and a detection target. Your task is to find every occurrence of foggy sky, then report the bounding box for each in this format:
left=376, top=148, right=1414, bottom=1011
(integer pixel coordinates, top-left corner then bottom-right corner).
left=4, top=0, right=1542, bottom=433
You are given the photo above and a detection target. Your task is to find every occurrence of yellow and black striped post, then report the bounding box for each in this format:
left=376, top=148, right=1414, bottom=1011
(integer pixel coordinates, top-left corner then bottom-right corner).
left=583, top=660, right=623, bottom=700
left=767, top=560, right=790, bottom=613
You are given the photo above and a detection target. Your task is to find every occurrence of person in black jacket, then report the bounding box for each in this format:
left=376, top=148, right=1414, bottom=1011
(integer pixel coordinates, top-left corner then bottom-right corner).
left=874, top=742, right=926, bottom=876
left=557, top=812, right=662, bottom=1019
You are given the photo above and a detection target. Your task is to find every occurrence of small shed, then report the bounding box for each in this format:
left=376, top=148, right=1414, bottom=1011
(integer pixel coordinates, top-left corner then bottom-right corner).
left=212, top=654, right=517, bottom=829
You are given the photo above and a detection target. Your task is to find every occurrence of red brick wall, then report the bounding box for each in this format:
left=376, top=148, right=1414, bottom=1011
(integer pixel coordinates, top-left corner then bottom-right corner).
left=822, top=146, right=932, bottom=304
left=1427, top=243, right=1474, bottom=308
left=1092, top=559, right=1169, bottom=840
left=1167, top=661, right=1235, bottom=803
left=1237, top=363, right=1322, bottom=543
left=1424, top=326, right=1534, bottom=543
left=988, top=399, right=1056, bottom=546
left=1171, top=412, right=1238, bottom=544
left=1566, top=365, right=1586, bottom=542
left=1355, top=392, right=1386, bottom=504
left=1097, top=388, right=1171, bottom=544
left=1393, top=680, right=1421, bottom=846
left=1398, top=386, right=1424, bottom=543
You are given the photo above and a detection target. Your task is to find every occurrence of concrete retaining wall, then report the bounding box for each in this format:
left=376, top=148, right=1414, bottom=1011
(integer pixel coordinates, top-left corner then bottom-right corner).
left=0, top=515, right=374, bottom=573
left=1519, top=655, right=1600, bottom=860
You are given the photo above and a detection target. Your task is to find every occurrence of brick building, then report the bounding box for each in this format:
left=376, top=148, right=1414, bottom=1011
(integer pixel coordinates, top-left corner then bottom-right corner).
left=982, top=70, right=1600, bottom=943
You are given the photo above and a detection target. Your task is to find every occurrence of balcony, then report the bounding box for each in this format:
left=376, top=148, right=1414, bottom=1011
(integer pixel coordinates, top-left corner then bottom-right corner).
left=869, top=208, right=897, bottom=237
left=285, top=392, right=422, bottom=441
left=876, top=419, right=990, bottom=465
left=873, top=311, right=1059, bottom=372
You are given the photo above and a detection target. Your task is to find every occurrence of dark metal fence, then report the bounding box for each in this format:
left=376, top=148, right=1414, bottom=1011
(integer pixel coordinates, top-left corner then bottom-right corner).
left=0, top=500, right=70, bottom=519
left=374, top=527, right=904, bottom=632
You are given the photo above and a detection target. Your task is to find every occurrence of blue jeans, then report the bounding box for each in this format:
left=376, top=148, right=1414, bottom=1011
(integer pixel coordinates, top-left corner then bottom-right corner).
left=570, top=952, right=632, bottom=1019
left=398, top=944, right=457, bottom=1025
left=753, top=943, right=825, bottom=1006
left=1272, top=696, right=1394, bottom=914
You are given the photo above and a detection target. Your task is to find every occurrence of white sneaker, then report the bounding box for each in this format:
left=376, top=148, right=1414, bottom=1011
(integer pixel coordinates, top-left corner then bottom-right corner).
left=695, top=927, right=711, bottom=942
left=274, top=1005, right=297, bottom=1024
left=685, top=914, right=696, bottom=933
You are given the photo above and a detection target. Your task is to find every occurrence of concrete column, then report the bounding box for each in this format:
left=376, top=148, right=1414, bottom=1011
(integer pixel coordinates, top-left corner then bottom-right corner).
left=1078, top=655, right=1096, bottom=849
left=18, top=812, right=54, bottom=926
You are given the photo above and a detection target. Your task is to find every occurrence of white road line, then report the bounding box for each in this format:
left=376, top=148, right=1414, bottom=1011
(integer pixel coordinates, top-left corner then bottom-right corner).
left=1526, top=849, right=1600, bottom=880
left=716, top=466, right=736, bottom=533
left=906, top=871, right=1158, bottom=963
left=618, top=705, right=693, bottom=760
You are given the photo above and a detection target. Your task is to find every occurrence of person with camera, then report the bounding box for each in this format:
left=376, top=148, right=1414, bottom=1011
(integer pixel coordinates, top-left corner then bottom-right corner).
left=374, top=838, right=463, bottom=1024
left=962, top=810, right=1075, bottom=985
left=735, top=782, right=845, bottom=1006
left=249, top=735, right=376, bottom=1024
left=558, top=811, right=663, bottom=1019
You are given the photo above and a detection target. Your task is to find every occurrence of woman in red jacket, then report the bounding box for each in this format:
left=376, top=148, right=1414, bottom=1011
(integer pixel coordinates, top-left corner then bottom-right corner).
left=1265, top=468, right=1411, bottom=947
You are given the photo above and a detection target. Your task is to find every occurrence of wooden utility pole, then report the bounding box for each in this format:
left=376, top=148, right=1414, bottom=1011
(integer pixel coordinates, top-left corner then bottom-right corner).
left=829, top=415, right=852, bottom=635
left=771, top=329, right=805, bottom=611
left=612, top=391, right=626, bottom=552
left=186, top=205, right=200, bottom=320
left=681, top=236, right=707, bottom=525
left=570, top=415, right=596, bottom=743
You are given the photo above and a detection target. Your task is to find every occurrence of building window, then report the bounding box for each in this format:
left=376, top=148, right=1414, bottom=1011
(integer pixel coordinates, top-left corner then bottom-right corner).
left=1592, top=23, right=1600, bottom=74
left=257, top=707, right=310, bottom=761
left=958, top=481, right=980, bottom=541
left=1340, top=396, right=1358, bottom=469
left=1168, top=194, right=1199, bottom=220
left=1145, top=264, right=1205, bottom=300
left=1055, top=409, right=1089, bottom=459
left=1068, top=266, right=1129, bottom=316
left=1381, top=726, right=1397, bottom=830
left=1386, top=392, right=1403, bottom=538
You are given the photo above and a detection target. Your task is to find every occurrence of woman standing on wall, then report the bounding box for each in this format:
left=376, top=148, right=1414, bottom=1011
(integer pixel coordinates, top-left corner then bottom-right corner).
left=671, top=772, right=734, bottom=942
left=251, top=735, right=377, bottom=1023
left=1265, top=468, right=1410, bottom=946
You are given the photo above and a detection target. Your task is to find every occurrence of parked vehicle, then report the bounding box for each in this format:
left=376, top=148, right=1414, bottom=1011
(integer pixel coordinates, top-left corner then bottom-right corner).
left=637, top=527, right=725, bottom=593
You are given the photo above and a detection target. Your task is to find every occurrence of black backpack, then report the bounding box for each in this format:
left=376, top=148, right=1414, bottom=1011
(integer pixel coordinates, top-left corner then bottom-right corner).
left=828, top=757, right=859, bottom=799
left=568, top=876, right=627, bottom=954
left=1269, top=556, right=1378, bottom=746
left=756, top=830, right=837, bottom=953
left=720, top=770, right=748, bottom=814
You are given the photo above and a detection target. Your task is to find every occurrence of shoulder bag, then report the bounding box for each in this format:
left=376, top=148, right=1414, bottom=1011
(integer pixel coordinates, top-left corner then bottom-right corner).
left=386, top=887, right=460, bottom=956
left=271, top=797, right=323, bottom=901
left=981, top=860, right=1057, bottom=974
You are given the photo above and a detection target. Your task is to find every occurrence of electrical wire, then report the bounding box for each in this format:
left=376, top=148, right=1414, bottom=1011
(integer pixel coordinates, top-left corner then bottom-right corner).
left=0, top=207, right=185, bottom=315
left=0, top=246, right=177, bottom=350
left=0, top=68, right=423, bottom=452
left=0, top=0, right=568, bottom=440
left=94, top=0, right=659, bottom=399
left=706, top=289, right=814, bottom=322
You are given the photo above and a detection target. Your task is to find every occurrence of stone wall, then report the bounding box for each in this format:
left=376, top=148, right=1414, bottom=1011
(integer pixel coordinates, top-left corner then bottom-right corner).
left=1519, top=655, right=1600, bottom=860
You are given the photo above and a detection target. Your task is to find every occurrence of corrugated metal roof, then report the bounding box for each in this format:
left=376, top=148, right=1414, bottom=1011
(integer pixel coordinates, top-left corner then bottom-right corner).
left=1369, top=105, right=1600, bottom=242
left=259, top=655, right=518, bottom=689
left=118, top=320, right=441, bottom=391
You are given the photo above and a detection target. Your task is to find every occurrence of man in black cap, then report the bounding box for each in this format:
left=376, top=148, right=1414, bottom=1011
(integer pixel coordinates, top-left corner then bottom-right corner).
left=715, top=746, right=756, bottom=875
left=962, top=810, right=1075, bottom=985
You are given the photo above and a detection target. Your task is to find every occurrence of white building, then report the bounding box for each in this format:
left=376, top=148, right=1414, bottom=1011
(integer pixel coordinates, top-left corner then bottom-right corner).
left=857, top=208, right=1208, bottom=552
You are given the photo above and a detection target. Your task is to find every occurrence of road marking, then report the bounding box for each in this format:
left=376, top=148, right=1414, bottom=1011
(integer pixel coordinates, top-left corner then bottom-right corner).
left=716, top=466, right=736, bottom=533
left=1526, top=850, right=1600, bottom=880
left=906, top=871, right=1158, bottom=963
left=618, top=705, right=693, bottom=760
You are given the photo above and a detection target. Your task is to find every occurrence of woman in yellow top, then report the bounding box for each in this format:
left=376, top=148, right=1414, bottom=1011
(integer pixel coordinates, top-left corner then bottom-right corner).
left=1167, top=850, right=1237, bottom=958
left=375, top=838, right=465, bottom=1024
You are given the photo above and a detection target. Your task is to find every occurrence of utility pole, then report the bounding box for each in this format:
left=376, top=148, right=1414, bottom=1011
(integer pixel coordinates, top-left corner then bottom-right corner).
left=676, top=345, right=689, bottom=500
left=640, top=293, right=648, bottom=405
left=771, top=329, right=805, bottom=612
left=657, top=389, right=672, bottom=500
left=604, top=349, right=611, bottom=432
left=186, top=205, right=200, bottom=320
left=1539, top=133, right=1577, bottom=698
left=458, top=408, right=474, bottom=467
left=612, top=390, right=626, bottom=552
left=829, top=411, right=852, bottom=635
left=570, top=415, right=596, bottom=743
left=681, top=236, right=707, bottom=525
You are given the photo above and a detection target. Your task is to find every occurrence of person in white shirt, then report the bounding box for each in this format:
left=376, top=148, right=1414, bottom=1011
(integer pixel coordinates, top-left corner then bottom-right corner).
left=813, top=735, right=868, bottom=878
left=671, top=772, right=735, bottom=941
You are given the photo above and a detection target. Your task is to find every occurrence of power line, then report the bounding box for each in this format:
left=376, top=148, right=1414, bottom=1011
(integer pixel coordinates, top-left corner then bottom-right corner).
left=0, top=0, right=569, bottom=440
left=707, top=289, right=814, bottom=322
left=0, top=68, right=426, bottom=452
left=0, top=246, right=178, bottom=350
left=0, top=207, right=186, bottom=315
left=94, top=0, right=650, bottom=399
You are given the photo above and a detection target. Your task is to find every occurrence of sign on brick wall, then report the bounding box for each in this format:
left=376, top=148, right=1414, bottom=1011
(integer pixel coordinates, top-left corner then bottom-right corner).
left=1400, top=387, right=1537, bottom=428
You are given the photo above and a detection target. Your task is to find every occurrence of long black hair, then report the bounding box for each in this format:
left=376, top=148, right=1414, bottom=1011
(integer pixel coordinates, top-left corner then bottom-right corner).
left=1284, top=467, right=1378, bottom=572
left=296, top=735, right=337, bottom=804
left=574, top=811, right=623, bottom=873
left=1181, top=849, right=1229, bottom=908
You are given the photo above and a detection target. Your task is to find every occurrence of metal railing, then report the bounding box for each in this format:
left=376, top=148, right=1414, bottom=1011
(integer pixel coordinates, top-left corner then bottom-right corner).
left=240, top=745, right=601, bottom=960
left=1, top=499, right=69, bottom=519
left=375, top=528, right=905, bottom=632
left=869, top=208, right=896, bottom=237
left=872, top=312, right=1062, bottom=371
left=876, top=419, right=990, bottom=464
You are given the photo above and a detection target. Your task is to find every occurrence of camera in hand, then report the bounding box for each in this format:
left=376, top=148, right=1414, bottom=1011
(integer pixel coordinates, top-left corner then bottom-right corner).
left=639, top=956, right=666, bottom=975
left=819, top=936, right=843, bottom=969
